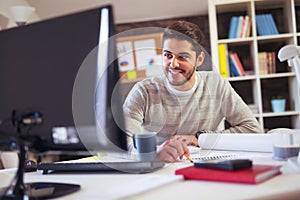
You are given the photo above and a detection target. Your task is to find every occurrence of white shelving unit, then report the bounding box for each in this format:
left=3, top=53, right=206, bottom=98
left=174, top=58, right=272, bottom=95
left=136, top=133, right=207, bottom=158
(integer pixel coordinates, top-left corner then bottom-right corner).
left=208, top=0, right=300, bottom=131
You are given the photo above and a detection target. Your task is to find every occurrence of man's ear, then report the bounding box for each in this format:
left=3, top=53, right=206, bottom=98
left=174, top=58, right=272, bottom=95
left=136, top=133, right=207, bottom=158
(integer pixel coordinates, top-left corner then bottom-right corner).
left=196, top=51, right=205, bottom=66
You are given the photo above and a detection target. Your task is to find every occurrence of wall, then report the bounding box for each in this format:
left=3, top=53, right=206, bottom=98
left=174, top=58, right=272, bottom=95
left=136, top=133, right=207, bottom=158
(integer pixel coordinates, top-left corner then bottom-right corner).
left=116, top=14, right=212, bottom=71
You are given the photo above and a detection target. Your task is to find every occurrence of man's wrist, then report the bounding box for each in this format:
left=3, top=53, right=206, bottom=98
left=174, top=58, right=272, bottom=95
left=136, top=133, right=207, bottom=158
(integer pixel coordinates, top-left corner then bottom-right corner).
left=195, top=130, right=208, bottom=139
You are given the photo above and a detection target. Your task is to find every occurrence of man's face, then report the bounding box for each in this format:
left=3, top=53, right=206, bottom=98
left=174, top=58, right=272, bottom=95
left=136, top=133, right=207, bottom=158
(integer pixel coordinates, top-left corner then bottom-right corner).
left=162, top=38, right=199, bottom=90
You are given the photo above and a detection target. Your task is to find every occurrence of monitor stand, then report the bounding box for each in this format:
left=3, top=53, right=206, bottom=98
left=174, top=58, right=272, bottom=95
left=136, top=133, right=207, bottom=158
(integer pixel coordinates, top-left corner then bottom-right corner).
left=1, top=111, right=80, bottom=199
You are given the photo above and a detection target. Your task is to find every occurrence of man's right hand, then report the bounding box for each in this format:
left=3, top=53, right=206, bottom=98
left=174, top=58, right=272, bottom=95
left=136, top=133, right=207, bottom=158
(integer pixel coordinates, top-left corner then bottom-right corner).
left=156, top=138, right=189, bottom=163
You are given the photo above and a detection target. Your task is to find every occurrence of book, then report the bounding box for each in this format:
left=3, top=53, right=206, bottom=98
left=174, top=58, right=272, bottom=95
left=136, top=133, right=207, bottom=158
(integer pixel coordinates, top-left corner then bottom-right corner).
left=268, top=51, right=276, bottom=74
left=255, top=14, right=264, bottom=36
left=256, top=14, right=279, bottom=36
left=235, top=16, right=244, bottom=38
left=239, top=16, right=249, bottom=38
left=218, top=43, right=229, bottom=78
left=258, top=52, right=268, bottom=75
left=256, top=14, right=270, bottom=36
left=228, top=55, right=239, bottom=76
left=245, top=16, right=252, bottom=37
left=229, top=52, right=246, bottom=76
left=258, top=51, right=276, bottom=75
left=175, top=165, right=281, bottom=184
left=228, top=16, right=239, bottom=39
left=266, top=14, right=279, bottom=35
left=232, top=52, right=246, bottom=76
left=228, top=15, right=251, bottom=38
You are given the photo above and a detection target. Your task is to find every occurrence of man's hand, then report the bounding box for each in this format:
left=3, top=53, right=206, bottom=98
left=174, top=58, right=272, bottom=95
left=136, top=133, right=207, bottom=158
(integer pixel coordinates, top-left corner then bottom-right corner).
left=170, top=135, right=198, bottom=146
left=156, top=135, right=197, bottom=163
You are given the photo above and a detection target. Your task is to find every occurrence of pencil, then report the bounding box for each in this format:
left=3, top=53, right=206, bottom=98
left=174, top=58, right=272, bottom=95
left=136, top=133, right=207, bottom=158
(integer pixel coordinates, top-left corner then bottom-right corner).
left=184, top=152, right=193, bottom=163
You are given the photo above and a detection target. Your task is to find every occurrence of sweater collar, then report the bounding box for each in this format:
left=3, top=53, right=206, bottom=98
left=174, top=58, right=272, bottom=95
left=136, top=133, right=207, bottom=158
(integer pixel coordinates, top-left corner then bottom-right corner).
left=165, top=73, right=199, bottom=96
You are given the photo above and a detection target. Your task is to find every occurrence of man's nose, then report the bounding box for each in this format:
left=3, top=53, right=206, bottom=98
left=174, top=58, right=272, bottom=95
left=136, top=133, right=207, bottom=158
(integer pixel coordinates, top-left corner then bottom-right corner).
left=170, top=56, right=179, bottom=67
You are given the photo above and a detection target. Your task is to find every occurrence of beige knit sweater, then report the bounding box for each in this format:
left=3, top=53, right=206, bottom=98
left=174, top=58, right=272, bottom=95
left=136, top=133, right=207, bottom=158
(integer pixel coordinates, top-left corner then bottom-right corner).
left=123, top=71, right=262, bottom=146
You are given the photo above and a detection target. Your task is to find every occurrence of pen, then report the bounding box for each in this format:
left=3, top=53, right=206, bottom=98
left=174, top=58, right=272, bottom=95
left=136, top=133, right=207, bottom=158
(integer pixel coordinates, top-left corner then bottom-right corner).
left=184, top=152, right=193, bottom=163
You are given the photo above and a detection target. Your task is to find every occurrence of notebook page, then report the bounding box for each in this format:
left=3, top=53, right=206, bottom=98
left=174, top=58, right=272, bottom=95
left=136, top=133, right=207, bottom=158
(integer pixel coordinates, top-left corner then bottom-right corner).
left=198, top=133, right=273, bottom=152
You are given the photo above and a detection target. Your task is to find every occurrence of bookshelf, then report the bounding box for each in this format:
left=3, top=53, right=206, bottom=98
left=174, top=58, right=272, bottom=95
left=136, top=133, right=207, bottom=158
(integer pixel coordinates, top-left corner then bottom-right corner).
left=209, top=0, right=300, bottom=131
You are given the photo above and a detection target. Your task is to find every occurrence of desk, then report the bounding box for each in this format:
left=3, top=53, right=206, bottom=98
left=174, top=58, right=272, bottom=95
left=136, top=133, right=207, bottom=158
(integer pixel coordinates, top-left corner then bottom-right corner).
left=1, top=152, right=300, bottom=200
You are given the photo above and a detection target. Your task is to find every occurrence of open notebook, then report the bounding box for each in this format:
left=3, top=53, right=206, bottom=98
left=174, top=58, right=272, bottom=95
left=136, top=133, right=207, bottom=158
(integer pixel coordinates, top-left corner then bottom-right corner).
left=184, top=133, right=274, bottom=162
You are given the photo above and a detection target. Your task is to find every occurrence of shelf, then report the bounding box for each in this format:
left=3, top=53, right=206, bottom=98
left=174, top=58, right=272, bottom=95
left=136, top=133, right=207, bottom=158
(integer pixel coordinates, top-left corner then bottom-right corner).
left=256, top=33, right=294, bottom=41
left=259, top=72, right=296, bottom=79
left=218, top=37, right=254, bottom=44
left=209, top=0, right=300, bottom=130
left=227, top=75, right=256, bottom=81
left=262, top=111, right=300, bottom=117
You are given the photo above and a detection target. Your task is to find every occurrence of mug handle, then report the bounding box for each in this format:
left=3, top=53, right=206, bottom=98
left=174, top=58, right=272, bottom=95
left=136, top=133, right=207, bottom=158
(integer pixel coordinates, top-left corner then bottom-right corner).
left=132, top=134, right=136, bottom=149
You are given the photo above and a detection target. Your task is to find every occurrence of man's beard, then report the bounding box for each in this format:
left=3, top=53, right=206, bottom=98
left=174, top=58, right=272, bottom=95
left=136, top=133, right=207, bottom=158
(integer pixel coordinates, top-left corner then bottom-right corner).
left=165, top=65, right=196, bottom=86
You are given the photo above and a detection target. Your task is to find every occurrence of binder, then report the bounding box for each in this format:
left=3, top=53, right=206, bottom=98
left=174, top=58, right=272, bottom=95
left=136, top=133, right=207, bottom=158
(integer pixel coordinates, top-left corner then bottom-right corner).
left=218, top=43, right=229, bottom=78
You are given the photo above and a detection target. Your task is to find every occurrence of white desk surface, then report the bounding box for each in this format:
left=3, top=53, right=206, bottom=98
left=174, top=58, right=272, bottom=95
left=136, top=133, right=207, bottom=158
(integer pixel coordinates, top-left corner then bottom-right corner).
left=1, top=152, right=300, bottom=200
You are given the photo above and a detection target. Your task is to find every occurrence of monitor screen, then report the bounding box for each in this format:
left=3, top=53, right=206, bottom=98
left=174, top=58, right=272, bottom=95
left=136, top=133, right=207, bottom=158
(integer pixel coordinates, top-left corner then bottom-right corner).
left=0, top=5, right=127, bottom=153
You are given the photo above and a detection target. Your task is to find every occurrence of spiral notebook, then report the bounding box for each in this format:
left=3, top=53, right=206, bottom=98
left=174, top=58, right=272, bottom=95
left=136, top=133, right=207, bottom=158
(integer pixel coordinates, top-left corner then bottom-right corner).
left=185, top=146, right=272, bottom=162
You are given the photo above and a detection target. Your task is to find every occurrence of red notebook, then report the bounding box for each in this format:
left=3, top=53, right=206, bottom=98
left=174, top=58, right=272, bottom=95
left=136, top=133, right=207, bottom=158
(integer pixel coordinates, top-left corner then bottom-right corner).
left=175, top=165, right=281, bottom=184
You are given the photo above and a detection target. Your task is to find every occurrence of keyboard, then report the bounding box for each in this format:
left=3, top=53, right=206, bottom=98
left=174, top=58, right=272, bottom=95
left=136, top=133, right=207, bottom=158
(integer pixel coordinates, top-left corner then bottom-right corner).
left=37, top=160, right=165, bottom=174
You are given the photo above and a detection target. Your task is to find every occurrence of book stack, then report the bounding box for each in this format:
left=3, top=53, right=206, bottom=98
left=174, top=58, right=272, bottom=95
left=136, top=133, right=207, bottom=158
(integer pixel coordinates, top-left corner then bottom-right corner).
left=258, top=51, right=276, bottom=75
left=255, top=14, right=279, bottom=36
left=228, top=51, right=246, bottom=76
left=228, top=15, right=251, bottom=39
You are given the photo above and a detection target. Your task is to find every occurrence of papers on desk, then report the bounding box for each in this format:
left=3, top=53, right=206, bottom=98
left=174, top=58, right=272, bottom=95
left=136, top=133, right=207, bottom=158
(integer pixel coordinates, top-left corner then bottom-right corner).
left=99, top=175, right=183, bottom=199
left=198, top=133, right=273, bottom=152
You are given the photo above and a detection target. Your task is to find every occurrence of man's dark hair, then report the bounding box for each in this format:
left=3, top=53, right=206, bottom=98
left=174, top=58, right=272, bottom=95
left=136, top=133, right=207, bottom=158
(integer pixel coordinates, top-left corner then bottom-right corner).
left=162, top=20, right=204, bottom=56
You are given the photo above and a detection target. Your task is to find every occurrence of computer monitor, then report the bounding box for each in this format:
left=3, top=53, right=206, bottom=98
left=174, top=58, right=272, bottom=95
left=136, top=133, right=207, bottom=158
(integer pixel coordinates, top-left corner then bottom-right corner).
left=0, top=5, right=127, bottom=154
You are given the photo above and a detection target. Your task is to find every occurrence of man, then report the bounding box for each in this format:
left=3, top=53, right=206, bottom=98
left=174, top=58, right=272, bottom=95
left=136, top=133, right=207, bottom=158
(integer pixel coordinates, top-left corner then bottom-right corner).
left=123, top=21, right=262, bottom=163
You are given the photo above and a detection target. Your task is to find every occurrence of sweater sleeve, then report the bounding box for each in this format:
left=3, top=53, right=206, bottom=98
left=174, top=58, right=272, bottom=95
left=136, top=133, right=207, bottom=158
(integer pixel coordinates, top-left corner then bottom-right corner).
left=122, top=82, right=146, bottom=150
left=218, top=77, right=263, bottom=133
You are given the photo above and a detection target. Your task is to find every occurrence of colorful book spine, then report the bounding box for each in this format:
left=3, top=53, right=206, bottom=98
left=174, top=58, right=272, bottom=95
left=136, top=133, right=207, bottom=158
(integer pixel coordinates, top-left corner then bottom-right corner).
left=258, top=52, right=268, bottom=75
left=228, top=15, right=251, bottom=38
left=228, top=55, right=239, bottom=76
left=228, top=16, right=239, bottom=39
left=256, top=14, right=279, bottom=36
left=218, top=43, right=229, bottom=78
left=245, top=16, right=252, bottom=37
left=258, top=51, right=276, bottom=74
left=235, top=16, right=244, bottom=38
left=239, top=16, right=249, bottom=38
left=255, top=14, right=265, bottom=36
left=229, top=52, right=246, bottom=76
left=267, top=14, right=279, bottom=35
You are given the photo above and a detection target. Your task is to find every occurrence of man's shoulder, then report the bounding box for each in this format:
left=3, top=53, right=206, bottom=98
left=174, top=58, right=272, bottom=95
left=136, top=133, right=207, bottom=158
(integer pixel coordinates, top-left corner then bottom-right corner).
left=136, top=75, right=165, bottom=87
left=196, top=71, right=223, bottom=80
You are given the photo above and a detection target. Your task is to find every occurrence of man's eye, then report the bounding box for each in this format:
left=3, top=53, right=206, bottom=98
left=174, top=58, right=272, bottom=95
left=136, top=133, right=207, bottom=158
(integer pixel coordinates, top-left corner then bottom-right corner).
left=178, top=55, right=189, bottom=60
left=164, top=53, right=173, bottom=59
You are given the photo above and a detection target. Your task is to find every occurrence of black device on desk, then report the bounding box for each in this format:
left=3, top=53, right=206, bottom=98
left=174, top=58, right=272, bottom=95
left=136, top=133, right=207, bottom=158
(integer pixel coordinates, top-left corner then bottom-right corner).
left=194, top=159, right=253, bottom=171
left=0, top=5, right=165, bottom=199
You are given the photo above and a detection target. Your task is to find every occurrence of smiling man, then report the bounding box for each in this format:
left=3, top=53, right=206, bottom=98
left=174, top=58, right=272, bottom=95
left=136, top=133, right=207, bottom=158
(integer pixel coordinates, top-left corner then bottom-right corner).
left=123, top=21, right=262, bottom=163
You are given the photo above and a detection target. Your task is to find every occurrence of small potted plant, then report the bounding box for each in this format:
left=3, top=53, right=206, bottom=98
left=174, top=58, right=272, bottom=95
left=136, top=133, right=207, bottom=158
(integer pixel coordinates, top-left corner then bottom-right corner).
left=271, top=96, right=286, bottom=113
